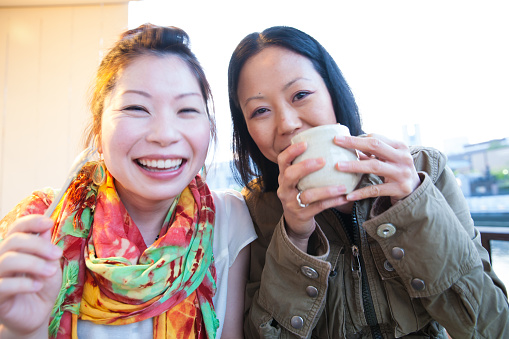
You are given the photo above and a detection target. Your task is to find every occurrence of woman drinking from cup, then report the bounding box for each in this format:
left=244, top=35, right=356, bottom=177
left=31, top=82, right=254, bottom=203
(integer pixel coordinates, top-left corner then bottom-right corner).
left=228, top=25, right=508, bottom=338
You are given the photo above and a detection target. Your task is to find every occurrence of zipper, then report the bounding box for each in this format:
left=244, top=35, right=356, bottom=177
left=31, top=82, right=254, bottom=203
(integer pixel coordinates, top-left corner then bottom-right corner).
left=334, top=203, right=383, bottom=339
left=351, top=244, right=364, bottom=314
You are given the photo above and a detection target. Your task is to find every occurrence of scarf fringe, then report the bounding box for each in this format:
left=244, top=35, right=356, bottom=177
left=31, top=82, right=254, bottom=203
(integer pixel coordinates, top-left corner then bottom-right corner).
left=49, top=261, right=80, bottom=338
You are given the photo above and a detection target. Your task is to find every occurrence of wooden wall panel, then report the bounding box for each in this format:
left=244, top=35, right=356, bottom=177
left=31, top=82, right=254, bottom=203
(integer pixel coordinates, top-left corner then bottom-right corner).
left=0, top=4, right=128, bottom=216
left=0, top=13, right=7, bottom=215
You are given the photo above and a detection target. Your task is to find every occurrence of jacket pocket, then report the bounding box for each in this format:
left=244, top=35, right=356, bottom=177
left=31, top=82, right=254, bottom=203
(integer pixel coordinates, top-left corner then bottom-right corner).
left=383, top=277, right=433, bottom=337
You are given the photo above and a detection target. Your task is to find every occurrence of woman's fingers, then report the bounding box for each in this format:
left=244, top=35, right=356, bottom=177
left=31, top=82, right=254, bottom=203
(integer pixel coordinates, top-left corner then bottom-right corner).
left=304, top=194, right=350, bottom=216
left=281, top=157, right=325, bottom=188
left=0, top=231, right=62, bottom=261
left=286, top=186, right=348, bottom=218
left=0, top=241, right=61, bottom=307
left=1, top=215, right=61, bottom=261
left=0, top=217, right=63, bottom=336
left=0, top=215, right=62, bottom=302
left=0, top=276, right=43, bottom=296
left=0, top=251, right=60, bottom=278
left=335, top=133, right=407, bottom=161
left=335, top=133, right=420, bottom=202
left=277, top=142, right=307, bottom=169
left=297, top=185, right=347, bottom=206
left=4, top=214, right=54, bottom=238
left=346, top=182, right=399, bottom=201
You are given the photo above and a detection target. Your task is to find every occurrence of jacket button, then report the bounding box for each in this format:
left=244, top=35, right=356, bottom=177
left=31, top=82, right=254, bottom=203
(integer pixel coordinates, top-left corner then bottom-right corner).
left=290, top=315, right=304, bottom=329
left=306, top=286, right=318, bottom=298
left=411, top=278, right=426, bottom=291
left=391, top=247, right=405, bottom=260
left=300, top=266, right=319, bottom=279
left=376, top=223, right=396, bottom=238
left=383, top=260, right=394, bottom=272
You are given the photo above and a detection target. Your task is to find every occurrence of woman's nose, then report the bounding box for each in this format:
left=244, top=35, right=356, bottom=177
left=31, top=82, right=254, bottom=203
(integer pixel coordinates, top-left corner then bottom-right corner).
left=276, top=106, right=302, bottom=135
left=146, top=114, right=180, bottom=146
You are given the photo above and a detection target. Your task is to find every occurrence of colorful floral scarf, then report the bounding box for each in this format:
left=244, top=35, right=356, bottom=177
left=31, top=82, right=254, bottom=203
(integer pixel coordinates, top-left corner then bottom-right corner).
left=0, top=163, right=218, bottom=338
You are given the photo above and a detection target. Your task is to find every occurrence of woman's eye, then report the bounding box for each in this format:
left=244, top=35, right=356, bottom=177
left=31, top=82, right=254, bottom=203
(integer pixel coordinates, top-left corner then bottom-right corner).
left=293, top=91, right=311, bottom=102
left=179, top=107, right=201, bottom=114
left=251, top=107, right=269, bottom=118
left=122, top=105, right=148, bottom=113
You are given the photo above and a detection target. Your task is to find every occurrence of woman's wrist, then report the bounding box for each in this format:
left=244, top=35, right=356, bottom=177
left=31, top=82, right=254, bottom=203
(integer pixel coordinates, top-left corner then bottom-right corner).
left=287, top=233, right=309, bottom=252
left=284, top=221, right=315, bottom=253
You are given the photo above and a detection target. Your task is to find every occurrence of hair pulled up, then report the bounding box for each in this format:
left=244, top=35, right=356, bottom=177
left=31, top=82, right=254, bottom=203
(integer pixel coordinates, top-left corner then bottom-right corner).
left=84, top=24, right=215, bottom=148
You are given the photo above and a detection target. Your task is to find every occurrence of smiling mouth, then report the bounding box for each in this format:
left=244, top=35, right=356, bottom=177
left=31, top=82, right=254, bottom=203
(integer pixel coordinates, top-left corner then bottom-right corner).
left=136, top=158, right=184, bottom=171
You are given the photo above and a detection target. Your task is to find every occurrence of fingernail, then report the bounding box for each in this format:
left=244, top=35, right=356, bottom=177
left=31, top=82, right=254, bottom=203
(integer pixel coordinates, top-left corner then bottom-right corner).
left=335, top=186, right=347, bottom=194
left=336, top=162, right=347, bottom=170
left=334, top=136, right=345, bottom=142
left=346, top=193, right=357, bottom=201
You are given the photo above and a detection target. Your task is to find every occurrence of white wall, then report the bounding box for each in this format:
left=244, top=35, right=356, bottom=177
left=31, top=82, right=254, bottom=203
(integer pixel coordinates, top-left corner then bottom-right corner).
left=0, top=3, right=128, bottom=216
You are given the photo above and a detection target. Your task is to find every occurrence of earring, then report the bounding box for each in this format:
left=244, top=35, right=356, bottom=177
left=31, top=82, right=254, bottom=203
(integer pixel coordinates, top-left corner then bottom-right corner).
left=92, top=157, right=106, bottom=186
left=200, top=165, right=207, bottom=180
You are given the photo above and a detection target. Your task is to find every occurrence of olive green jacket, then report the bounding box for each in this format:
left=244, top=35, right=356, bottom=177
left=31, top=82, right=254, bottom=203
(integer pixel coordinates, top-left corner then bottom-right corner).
left=242, top=147, right=509, bottom=338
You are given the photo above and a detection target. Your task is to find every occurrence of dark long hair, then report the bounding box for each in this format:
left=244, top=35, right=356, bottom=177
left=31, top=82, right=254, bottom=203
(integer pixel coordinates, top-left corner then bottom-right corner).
left=228, top=26, right=363, bottom=191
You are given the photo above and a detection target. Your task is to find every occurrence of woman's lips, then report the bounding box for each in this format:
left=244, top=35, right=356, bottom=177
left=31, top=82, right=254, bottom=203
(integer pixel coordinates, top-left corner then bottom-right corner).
left=136, top=158, right=183, bottom=171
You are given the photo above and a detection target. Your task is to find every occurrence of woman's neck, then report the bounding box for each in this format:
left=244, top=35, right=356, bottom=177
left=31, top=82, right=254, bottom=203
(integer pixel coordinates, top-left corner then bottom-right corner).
left=129, top=203, right=173, bottom=246
left=115, top=189, right=176, bottom=246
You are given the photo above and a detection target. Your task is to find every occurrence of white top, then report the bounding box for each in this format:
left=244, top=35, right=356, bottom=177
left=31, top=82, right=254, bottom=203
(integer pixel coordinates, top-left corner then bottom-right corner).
left=77, top=189, right=256, bottom=338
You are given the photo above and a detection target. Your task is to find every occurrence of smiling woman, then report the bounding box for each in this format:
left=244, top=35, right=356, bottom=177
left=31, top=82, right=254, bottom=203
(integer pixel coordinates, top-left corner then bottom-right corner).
left=98, top=54, right=211, bottom=219
left=0, top=24, right=256, bottom=339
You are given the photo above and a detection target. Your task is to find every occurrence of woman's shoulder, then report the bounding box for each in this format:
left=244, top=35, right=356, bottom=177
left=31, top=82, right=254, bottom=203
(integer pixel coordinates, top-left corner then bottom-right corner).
left=409, top=145, right=448, bottom=181
left=241, top=179, right=283, bottom=229
left=0, top=188, right=56, bottom=237
left=211, top=188, right=256, bottom=231
left=211, top=188, right=247, bottom=214
left=211, top=188, right=256, bottom=266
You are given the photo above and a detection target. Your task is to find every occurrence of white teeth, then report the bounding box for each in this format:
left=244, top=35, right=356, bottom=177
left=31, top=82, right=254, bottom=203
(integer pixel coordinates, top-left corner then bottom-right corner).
left=138, top=158, right=183, bottom=169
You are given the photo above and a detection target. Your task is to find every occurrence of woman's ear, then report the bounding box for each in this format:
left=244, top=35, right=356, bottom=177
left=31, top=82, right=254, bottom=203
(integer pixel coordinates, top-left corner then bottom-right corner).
left=94, top=135, right=103, bottom=154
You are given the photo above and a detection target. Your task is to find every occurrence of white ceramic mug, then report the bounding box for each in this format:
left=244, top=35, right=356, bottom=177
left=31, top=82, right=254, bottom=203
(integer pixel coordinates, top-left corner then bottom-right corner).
left=291, top=124, right=362, bottom=193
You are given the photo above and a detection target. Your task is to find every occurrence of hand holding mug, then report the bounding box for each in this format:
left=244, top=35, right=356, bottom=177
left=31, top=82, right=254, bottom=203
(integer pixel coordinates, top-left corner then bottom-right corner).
left=334, top=133, right=421, bottom=204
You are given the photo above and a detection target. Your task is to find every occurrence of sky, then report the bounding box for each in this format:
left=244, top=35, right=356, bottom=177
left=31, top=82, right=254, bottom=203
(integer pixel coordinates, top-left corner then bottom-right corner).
left=128, top=0, right=509, bottom=163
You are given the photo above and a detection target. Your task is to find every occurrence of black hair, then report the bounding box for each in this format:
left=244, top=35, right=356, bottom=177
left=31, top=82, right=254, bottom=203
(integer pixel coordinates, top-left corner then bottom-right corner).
left=228, top=26, right=363, bottom=191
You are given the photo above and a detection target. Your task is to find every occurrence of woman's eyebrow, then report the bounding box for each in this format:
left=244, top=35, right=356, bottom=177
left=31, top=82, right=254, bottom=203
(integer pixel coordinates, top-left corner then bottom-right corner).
left=122, top=89, right=151, bottom=97
left=243, top=77, right=311, bottom=106
left=176, top=92, right=201, bottom=100
left=283, top=77, right=309, bottom=91
left=243, top=94, right=264, bottom=107
left=121, top=91, right=201, bottom=99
